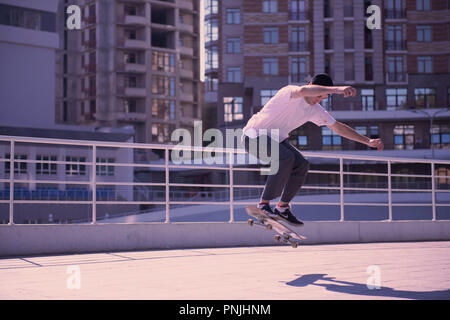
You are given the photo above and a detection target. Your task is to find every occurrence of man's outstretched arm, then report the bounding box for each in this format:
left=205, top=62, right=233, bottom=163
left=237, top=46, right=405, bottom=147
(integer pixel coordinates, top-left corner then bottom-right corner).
left=291, top=85, right=357, bottom=98
left=328, top=121, right=384, bottom=151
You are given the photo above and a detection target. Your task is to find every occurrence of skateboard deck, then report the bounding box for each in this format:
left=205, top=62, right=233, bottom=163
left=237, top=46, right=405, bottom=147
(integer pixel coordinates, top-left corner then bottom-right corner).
left=245, top=206, right=306, bottom=248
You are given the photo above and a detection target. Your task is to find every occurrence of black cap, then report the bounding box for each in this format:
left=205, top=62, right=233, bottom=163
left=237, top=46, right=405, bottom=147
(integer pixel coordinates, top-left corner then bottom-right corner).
left=310, top=73, right=334, bottom=87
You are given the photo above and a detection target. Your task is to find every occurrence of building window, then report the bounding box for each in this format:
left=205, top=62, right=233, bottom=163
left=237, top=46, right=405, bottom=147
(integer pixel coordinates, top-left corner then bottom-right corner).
left=0, top=4, right=56, bottom=32
left=226, top=67, right=241, bottom=82
left=394, top=125, right=414, bottom=150
left=324, top=0, right=332, bottom=18
left=386, top=88, right=407, bottom=110
left=5, top=154, right=27, bottom=175
left=414, top=88, right=436, bottom=108
left=260, top=89, right=278, bottom=106
left=290, top=0, right=307, bottom=20
left=417, top=25, right=432, bottom=42
left=205, top=75, right=218, bottom=92
left=321, top=95, right=332, bottom=111
left=365, top=56, right=373, bottom=81
left=223, top=97, right=243, bottom=122
left=96, top=158, right=115, bottom=176
left=205, top=46, right=218, bottom=69
left=290, top=26, right=307, bottom=51
left=65, top=156, right=86, bottom=176
left=226, top=8, right=240, bottom=24
left=263, top=27, right=278, bottom=44
left=387, top=56, right=404, bottom=81
left=416, top=0, right=431, bottom=11
left=152, top=124, right=174, bottom=143
left=152, top=99, right=175, bottom=120
left=205, top=0, right=218, bottom=15
left=322, top=127, right=342, bottom=150
left=386, top=25, right=403, bottom=50
left=152, top=76, right=175, bottom=96
left=263, top=58, right=278, bottom=76
left=291, top=57, right=307, bottom=83
left=448, top=87, right=450, bottom=105
left=361, top=89, right=375, bottom=111
left=290, top=127, right=308, bottom=149
left=263, top=0, right=278, bottom=13
left=417, top=56, right=432, bottom=73
left=36, top=155, right=57, bottom=175
left=431, top=125, right=450, bottom=149
left=152, top=51, right=175, bottom=72
left=124, top=99, right=137, bottom=113
left=226, top=37, right=241, bottom=54
left=205, top=18, right=218, bottom=42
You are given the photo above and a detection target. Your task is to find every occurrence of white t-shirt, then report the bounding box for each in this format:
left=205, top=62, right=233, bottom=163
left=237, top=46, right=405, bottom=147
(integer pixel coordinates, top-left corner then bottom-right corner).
left=242, top=85, right=337, bottom=142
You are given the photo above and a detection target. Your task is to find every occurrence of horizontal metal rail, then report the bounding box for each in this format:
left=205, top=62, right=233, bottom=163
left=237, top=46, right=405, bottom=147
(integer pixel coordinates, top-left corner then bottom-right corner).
left=1, top=134, right=449, bottom=225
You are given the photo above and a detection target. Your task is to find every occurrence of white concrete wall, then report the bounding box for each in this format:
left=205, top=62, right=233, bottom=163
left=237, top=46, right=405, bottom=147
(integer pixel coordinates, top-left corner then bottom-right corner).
left=1, top=221, right=449, bottom=257
left=0, top=26, right=58, bottom=128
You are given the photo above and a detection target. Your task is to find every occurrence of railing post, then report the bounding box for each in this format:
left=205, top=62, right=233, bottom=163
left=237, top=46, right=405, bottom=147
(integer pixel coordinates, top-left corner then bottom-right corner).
left=388, top=160, right=392, bottom=221
left=431, top=161, right=436, bottom=221
left=9, top=140, right=15, bottom=225
left=339, top=157, right=344, bottom=222
left=91, top=145, right=97, bottom=224
left=165, top=148, right=170, bottom=223
left=229, top=151, right=234, bottom=223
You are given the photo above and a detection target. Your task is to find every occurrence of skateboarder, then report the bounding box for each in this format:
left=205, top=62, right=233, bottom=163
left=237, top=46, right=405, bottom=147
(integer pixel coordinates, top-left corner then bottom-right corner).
left=242, top=74, right=384, bottom=226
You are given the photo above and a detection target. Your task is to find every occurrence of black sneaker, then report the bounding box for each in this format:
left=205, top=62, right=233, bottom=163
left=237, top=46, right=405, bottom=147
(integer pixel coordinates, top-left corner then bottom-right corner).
left=273, top=207, right=304, bottom=226
left=258, top=203, right=274, bottom=217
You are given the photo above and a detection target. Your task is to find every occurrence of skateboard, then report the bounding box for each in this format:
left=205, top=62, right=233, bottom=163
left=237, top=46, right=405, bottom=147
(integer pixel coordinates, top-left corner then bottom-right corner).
left=245, top=206, right=306, bottom=248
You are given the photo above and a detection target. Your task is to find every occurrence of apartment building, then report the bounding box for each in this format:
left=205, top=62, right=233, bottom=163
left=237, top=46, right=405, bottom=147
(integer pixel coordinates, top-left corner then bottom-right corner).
left=56, top=0, right=202, bottom=144
left=206, top=0, right=450, bottom=153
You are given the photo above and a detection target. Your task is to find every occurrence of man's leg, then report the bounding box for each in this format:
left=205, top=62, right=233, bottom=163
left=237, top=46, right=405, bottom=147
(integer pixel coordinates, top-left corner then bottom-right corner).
left=243, top=134, right=297, bottom=214
left=279, top=141, right=310, bottom=203
left=272, top=140, right=309, bottom=225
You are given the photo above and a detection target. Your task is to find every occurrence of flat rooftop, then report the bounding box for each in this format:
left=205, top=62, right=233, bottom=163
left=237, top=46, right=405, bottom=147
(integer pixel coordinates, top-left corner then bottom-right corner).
left=1, top=241, right=449, bottom=300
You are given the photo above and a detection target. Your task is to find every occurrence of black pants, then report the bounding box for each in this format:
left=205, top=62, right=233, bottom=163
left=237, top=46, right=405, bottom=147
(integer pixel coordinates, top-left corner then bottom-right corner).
left=243, top=134, right=310, bottom=203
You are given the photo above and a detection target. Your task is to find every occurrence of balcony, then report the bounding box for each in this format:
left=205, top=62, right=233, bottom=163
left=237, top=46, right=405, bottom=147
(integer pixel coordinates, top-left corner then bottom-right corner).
left=178, top=23, right=194, bottom=34
left=180, top=46, right=194, bottom=56
left=117, top=112, right=146, bottom=122
left=124, top=87, right=147, bottom=97
left=124, top=15, right=147, bottom=26
left=180, top=69, right=194, bottom=79
left=289, top=11, right=309, bottom=21
left=124, top=39, right=147, bottom=49
left=289, top=42, right=309, bottom=52
left=386, top=72, right=408, bottom=84
left=124, top=63, right=147, bottom=73
left=178, top=0, right=193, bottom=12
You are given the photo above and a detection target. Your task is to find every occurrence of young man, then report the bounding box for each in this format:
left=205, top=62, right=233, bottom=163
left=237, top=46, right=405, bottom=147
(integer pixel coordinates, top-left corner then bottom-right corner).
left=242, top=74, right=384, bottom=226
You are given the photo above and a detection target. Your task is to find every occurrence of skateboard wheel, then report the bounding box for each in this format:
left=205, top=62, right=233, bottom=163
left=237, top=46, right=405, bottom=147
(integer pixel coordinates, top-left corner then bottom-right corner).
left=266, top=224, right=273, bottom=231
left=274, top=235, right=281, bottom=242
left=247, top=219, right=254, bottom=226
left=291, top=241, right=298, bottom=249
left=283, top=234, right=290, bottom=241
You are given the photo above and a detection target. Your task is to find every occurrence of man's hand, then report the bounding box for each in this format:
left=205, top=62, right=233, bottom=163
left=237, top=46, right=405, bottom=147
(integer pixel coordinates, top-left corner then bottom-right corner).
left=368, top=138, right=384, bottom=151
left=334, top=86, right=357, bottom=98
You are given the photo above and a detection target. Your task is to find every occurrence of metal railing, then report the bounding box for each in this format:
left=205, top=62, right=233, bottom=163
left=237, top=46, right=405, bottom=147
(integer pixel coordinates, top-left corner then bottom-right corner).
left=0, top=135, right=449, bottom=225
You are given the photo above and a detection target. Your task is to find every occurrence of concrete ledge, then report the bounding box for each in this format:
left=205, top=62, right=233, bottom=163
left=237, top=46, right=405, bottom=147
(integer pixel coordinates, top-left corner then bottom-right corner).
left=1, top=221, right=450, bottom=257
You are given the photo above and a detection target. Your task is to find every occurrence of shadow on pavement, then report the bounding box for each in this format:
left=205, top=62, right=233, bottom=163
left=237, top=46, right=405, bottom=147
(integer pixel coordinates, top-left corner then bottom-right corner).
left=286, top=274, right=450, bottom=300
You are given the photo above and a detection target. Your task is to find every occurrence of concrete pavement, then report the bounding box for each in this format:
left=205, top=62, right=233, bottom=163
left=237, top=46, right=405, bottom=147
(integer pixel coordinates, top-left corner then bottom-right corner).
left=0, top=241, right=449, bottom=300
